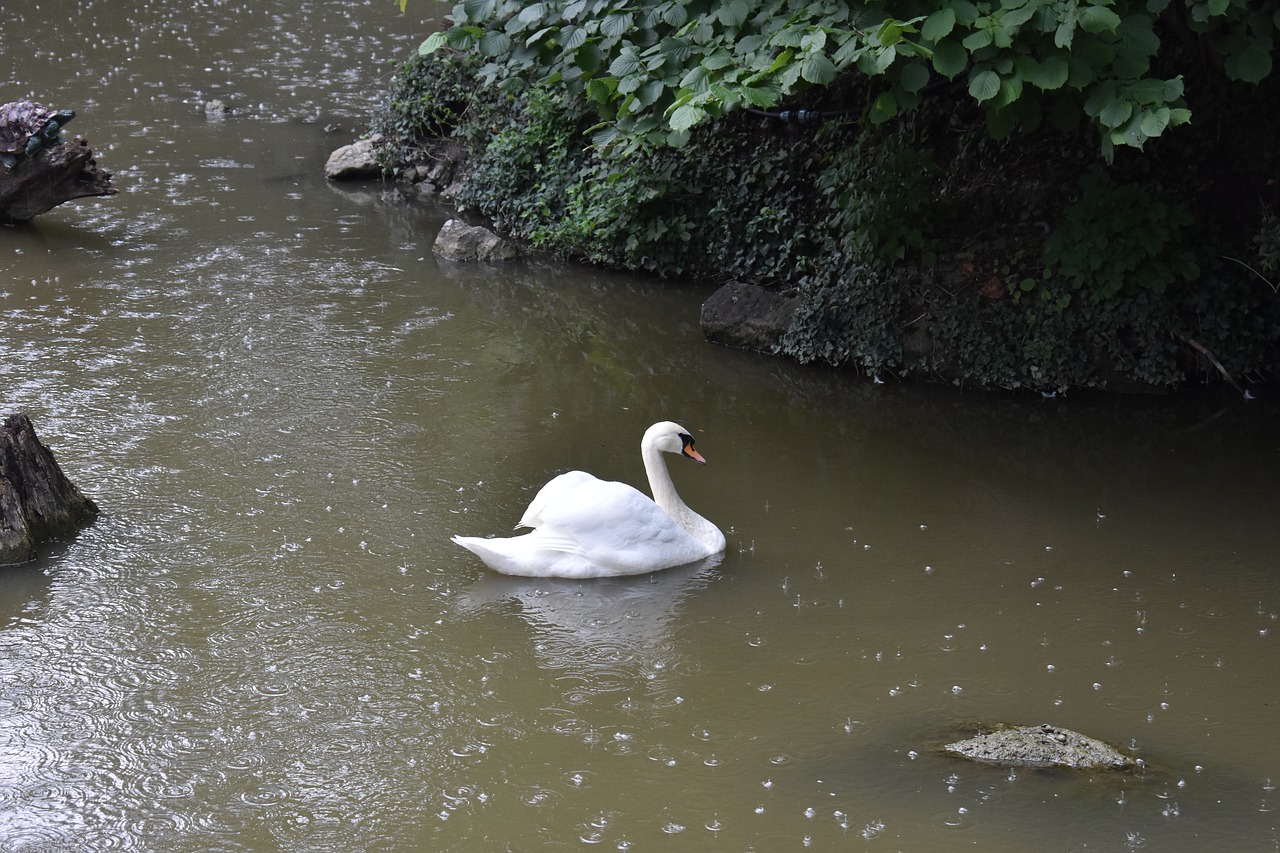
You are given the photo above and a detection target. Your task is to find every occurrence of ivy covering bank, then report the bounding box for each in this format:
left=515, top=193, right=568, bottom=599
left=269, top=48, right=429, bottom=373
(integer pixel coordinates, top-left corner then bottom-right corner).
left=375, top=0, right=1280, bottom=391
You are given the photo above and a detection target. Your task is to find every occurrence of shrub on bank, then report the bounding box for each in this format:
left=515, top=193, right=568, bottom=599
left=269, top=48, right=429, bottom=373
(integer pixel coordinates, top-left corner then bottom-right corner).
left=370, top=50, right=1280, bottom=392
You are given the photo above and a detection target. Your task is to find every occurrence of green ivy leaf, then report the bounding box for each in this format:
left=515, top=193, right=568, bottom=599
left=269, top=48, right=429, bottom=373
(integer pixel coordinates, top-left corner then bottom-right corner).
left=608, top=49, right=642, bottom=77
left=574, top=41, right=603, bottom=74
left=873, top=45, right=897, bottom=74
left=1098, top=98, right=1133, bottom=128
left=951, top=0, right=982, bottom=26
left=517, top=3, right=546, bottom=25
left=996, top=72, right=1024, bottom=108
left=638, top=79, right=666, bottom=107
left=560, top=25, right=587, bottom=51
left=921, top=7, right=956, bottom=41
left=962, top=28, right=993, bottom=51
left=968, top=68, right=1000, bottom=103
left=1139, top=106, right=1170, bottom=137
left=899, top=61, right=930, bottom=94
left=680, top=65, right=711, bottom=90
left=801, top=52, right=838, bottom=84
left=999, top=3, right=1038, bottom=29
left=461, top=0, right=496, bottom=23
left=800, top=29, right=827, bottom=53
left=1024, top=55, right=1068, bottom=90
left=1077, top=5, right=1121, bottom=33
left=589, top=125, right=617, bottom=148
left=738, top=84, right=778, bottom=107
left=601, top=11, right=633, bottom=38
left=418, top=32, right=447, bottom=55
left=703, top=51, right=735, bottom=71
left=718, top=0, right=750, bottom=28
left=669, top=102, right=707, bottom=131
left=585, top=76, right=615, bottom=103
left=930, top=38, right=968, bottom=78
left=659, top=36, right=693, bottom=65
left=616, top=73, right=643, bottom=96
left=480, top=29, right=512, bottom=56
left=662, top=3, right=688, bottom=28
left=1230, top=42, right=1273, bottom=83
left=869, top=90, right=898, bottom=123
left=877, top=20, right=904, bottom=46
left=1128, top=77, right=1171, bottom=105
left=986, top=104, right=1015, bottom=139
left=1054, top=10, right=1077, bottom=48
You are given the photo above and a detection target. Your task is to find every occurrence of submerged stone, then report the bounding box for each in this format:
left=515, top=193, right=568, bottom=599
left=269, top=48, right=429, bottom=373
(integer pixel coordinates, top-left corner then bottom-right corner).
left=324, top=138, right=380, bottom=180
left=700, top=281, right=798, bottom=354
left=432, top=218, right=517, bottom=262
left=943, top=723, right=1139, bottom=771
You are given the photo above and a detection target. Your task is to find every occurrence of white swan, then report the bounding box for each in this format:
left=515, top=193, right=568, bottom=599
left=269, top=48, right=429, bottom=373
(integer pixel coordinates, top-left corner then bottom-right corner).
left=452, top=421, right=726, bottom=578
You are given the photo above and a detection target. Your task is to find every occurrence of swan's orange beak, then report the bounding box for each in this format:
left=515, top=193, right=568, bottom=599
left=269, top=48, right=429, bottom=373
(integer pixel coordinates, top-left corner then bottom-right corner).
left=684, top=447, right=707, bottom=464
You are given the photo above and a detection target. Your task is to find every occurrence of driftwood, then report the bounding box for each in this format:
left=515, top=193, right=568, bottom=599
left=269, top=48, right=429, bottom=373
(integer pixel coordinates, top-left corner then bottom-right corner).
left=0, top=413, right=98, bottom=564
left=0, top=138, right=116, bottom=223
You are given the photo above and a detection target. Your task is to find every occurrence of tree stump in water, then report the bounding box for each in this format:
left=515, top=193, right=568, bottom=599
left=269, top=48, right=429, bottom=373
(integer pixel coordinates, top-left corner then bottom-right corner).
left=0, top=136, right=116, bottom=223
left=0, top=413, right=98, bottom=564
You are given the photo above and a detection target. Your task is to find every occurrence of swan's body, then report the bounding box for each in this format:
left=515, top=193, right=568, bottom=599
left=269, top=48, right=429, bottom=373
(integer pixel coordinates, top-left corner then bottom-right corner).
left=452, top=421, right=726, bottom=578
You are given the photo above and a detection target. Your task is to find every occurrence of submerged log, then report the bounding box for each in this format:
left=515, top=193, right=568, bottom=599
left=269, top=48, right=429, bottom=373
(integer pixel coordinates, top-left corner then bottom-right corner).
left=0, top=137, right=117, bottom=223
left=0, top=413, right=98, bottom=564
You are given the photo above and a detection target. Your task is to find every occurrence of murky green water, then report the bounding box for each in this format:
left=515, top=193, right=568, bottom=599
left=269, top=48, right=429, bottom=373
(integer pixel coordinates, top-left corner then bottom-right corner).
left=3, top=2, right=1279, bottom=850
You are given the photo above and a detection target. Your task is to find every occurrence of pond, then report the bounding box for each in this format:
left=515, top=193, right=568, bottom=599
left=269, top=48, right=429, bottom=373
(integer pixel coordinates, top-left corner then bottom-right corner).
left=2, top=1, right=1278, bottom=850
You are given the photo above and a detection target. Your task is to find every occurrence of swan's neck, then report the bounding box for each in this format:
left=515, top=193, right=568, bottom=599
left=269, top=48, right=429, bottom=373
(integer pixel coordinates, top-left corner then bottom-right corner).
left=643, top=444, right=684, bottom=517
left=642, top=444, right=721, bottom=549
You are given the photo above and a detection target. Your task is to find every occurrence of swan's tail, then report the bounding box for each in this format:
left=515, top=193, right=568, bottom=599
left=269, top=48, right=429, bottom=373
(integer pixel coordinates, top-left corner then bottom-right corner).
left=451, top=532, right=600, bottom=578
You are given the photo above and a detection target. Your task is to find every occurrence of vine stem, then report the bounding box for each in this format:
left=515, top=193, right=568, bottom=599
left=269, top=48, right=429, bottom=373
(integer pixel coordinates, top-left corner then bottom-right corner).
left=1170, top=330, right=1250, bottom=398
left=1222, top=255, right=1279, bottom=294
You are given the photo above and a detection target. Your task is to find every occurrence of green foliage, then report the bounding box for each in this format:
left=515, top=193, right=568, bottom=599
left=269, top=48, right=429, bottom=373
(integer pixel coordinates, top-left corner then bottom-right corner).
left=378, top=45, right=1280, bottom=391
left=1255, top=211, right=1280, bottom=277
left=778, top=258, right=907, bottom=375
left=418, top=0, right=1278, bottom=154
left=816, top=123, right=938, bottom=263
left=370, top=50, right=487, bottom=169
left=455, top=87, right=593, bottom=242
left=1041, top=170, right=1200, bottom=302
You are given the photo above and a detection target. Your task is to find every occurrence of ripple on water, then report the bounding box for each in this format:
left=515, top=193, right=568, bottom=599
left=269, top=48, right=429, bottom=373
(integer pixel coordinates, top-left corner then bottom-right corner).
left=135, top=771, right=199, bottom=801
left=520, top=786, right=562, bottom=808
left=127, top=811, right=194, bottom=840
left=239, top=783, right=293, bottom=809
left=929, top=806, right=978, bottom=831
left=0, top=821, right=87, bottom=853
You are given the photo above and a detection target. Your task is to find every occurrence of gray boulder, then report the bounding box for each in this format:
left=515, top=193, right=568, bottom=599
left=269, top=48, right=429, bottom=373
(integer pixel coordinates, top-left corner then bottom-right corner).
left=700, top=281, right=798, bottom=353
left=324, top=137, right=381, bottom=181
left=943, top=723, right=1140, bottom=771
left=432, top=219, right=518, bottom=262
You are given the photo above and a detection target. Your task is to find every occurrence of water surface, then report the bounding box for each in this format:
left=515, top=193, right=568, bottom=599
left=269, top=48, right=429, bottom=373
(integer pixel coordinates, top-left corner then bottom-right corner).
left=2, top=2, right=1279, bottom=850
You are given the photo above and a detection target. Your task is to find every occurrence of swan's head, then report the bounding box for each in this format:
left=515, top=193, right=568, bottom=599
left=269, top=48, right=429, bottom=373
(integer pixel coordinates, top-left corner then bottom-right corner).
left=644, top=421, right=707, bottom=464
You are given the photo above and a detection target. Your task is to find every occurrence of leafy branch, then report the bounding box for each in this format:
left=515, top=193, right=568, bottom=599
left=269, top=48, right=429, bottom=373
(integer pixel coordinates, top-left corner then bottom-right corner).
left=418, top=0, right=1278, bottom=153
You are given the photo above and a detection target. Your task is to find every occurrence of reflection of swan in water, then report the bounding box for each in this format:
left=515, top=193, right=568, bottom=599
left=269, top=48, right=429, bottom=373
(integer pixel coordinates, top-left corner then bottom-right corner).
left=457, top=555, right=722, bottom=671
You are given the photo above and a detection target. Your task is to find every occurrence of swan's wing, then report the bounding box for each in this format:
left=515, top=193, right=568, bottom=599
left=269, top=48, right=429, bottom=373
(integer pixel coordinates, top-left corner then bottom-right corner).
left=534, top=478, right=703, bottom=569
left=517, top=470, right=598, bottom=529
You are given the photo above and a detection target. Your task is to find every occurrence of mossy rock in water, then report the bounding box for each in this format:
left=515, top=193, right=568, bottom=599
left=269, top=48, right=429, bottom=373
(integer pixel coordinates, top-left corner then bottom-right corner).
left=943, top=723, right=1140, bottom=772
